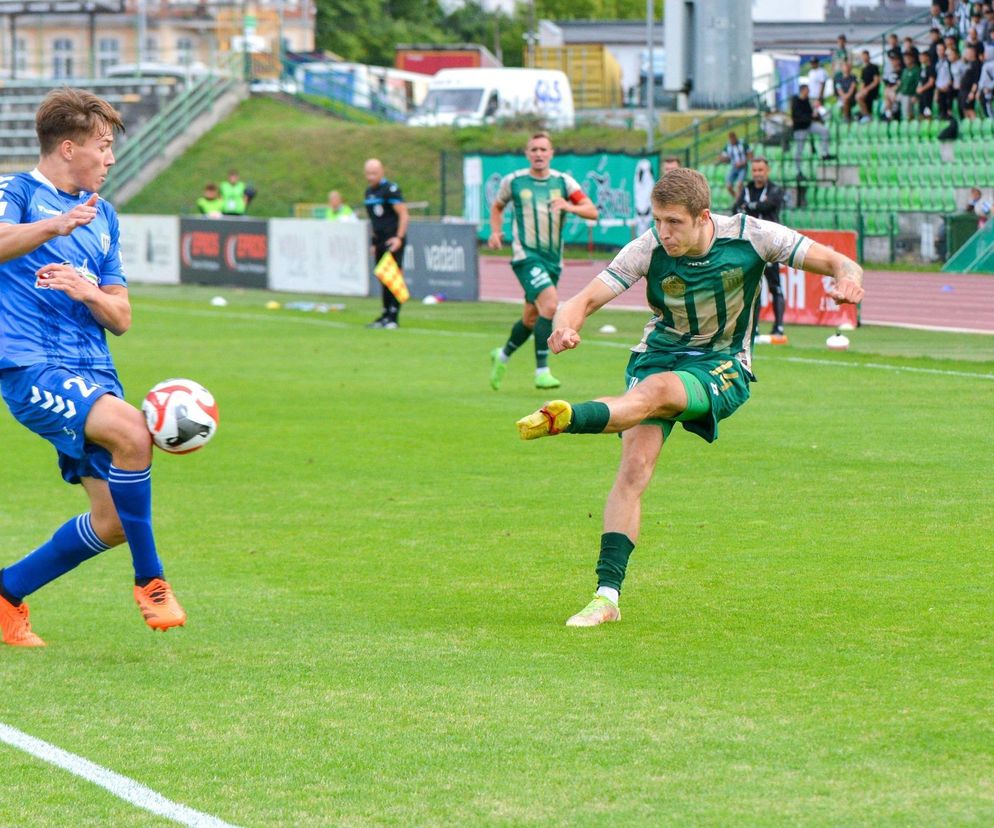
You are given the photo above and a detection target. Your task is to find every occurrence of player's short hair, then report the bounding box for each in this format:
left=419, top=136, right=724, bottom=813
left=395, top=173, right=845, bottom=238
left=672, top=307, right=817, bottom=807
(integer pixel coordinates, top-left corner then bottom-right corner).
left=528, top=131, right=552, bottom=146
left=651, top=168, right=711, bottom=216
left=752, top=156, right=770, bottom=167
left=35, top=87, right=124, bottom=155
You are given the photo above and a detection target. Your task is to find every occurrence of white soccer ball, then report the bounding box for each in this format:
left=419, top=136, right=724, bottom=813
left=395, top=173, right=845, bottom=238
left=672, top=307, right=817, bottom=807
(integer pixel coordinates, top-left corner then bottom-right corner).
left=142, top=379, right=219, bottom=454
left=210, top=296, right=228, bottom=307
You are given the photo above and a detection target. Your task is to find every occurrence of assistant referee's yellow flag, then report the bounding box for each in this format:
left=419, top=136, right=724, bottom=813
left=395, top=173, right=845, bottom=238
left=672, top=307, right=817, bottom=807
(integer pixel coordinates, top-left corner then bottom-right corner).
left=374, top=251, right=409, bottom=304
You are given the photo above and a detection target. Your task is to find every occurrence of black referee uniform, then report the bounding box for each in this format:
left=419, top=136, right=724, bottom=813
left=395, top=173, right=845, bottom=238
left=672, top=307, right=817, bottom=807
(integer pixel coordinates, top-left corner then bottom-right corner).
left=364, top=177, right=407, bottom=327
left=733, top=176, right=787, bottom=335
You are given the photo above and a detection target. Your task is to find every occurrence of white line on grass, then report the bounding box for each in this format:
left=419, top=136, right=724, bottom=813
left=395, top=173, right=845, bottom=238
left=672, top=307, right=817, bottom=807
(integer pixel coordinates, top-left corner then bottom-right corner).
left=139, top=305, right=994, bottom=381
left=0, top=722, right=240, bottom=828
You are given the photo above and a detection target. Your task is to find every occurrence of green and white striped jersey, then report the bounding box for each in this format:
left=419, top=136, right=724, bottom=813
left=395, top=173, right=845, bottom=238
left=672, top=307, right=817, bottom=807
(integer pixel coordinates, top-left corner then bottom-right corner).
left=597, top=213, right=813, bottom=371
left=495, top=169, right=585, bottom=266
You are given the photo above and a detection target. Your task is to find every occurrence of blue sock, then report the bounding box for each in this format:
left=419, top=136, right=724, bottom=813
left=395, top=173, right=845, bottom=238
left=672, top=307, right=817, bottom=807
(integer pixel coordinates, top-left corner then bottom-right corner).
left=1, top=513, right=111, bottom=599
left=108, top=465, right=164, bottom=581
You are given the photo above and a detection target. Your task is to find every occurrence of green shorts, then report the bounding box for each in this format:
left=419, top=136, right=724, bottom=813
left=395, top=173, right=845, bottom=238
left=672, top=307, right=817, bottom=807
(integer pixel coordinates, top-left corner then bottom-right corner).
left=511, top=257, right=562, bottom=303
left=624, top=350, right=752, bottom=443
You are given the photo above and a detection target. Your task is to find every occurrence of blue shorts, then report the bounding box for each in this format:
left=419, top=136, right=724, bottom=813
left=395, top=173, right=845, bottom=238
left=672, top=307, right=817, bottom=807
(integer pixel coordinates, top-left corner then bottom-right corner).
left=0, top=364, right=122, bottom=484
left=725, top=165, right=747, bottom=186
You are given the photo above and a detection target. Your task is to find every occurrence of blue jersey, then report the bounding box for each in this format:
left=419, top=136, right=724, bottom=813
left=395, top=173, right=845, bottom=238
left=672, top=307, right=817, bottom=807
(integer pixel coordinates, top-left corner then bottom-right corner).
left=0, top=169, right=126, bottom=372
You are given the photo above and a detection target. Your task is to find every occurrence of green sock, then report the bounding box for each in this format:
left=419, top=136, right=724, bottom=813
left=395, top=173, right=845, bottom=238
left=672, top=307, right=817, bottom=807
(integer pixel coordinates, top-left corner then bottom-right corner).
left=533, top=316, right=553, bottom=369
left=565, top=401, right=610, bottom=433
left=596, top=532, right=635, bottom=592
left=503, top=319, right=532, bottom=357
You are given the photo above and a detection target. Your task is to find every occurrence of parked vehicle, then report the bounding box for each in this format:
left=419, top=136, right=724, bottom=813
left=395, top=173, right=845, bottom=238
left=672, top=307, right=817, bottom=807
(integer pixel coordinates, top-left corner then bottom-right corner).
left=407, top=68, right=575, bottom=129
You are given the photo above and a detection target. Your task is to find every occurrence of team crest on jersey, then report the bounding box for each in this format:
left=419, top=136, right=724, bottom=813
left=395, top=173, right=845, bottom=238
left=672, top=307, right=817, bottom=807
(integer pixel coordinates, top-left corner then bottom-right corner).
left=661, top=275, right=686, bottom=297
left=100, top=233, right=110, bottom=254
left=549, top=189, right=561, bottom=200
left=519, top=188, right=532, bottom=201
left=75, top=259, right=99, bottom=286
left=720, top=267, right=744, bottom=291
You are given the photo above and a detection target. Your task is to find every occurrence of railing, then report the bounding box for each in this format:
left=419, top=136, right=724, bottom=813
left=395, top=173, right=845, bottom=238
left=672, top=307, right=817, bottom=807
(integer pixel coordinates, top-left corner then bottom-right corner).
left=101, top=54, right=244, bottom=202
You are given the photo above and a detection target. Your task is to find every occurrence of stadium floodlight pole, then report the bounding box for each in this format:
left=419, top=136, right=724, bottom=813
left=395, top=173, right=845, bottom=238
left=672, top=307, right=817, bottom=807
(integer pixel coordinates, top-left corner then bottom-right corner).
left=646, top=0, right=655, bottom=151
left=137, top=0, right=145, bottom=79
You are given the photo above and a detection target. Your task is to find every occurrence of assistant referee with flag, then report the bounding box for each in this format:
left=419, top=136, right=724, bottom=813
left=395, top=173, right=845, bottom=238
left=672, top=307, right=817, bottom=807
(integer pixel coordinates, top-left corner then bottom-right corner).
left=363, top=158, right=409, bottom=329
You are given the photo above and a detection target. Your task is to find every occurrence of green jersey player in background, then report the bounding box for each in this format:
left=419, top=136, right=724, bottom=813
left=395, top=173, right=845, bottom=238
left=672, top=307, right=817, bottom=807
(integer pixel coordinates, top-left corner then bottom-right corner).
left=516, top=168, right=865, bottom=627
left=488, top=132, right=598, bottom=391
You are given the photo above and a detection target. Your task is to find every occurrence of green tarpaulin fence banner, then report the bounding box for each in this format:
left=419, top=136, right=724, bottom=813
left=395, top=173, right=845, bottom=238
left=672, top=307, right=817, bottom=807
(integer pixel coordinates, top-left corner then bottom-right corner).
left=462, top=151, right=659, bottom=249
left=943, top=218, right=994, bottom=274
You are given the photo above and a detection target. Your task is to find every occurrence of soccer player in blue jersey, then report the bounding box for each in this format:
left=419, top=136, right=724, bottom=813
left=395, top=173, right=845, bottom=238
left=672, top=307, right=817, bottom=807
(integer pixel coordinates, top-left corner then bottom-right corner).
left=0, top=88, right=185, bottom=646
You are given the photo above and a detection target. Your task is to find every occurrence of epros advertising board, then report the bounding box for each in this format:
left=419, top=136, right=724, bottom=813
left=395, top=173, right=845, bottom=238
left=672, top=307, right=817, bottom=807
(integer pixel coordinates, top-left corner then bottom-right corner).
left=178, top=218, right=268, bottom=288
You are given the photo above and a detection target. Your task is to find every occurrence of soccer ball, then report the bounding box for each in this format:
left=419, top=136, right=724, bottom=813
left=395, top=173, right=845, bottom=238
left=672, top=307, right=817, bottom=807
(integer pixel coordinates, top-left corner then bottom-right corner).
left=142, top=379, right=219, bottom=454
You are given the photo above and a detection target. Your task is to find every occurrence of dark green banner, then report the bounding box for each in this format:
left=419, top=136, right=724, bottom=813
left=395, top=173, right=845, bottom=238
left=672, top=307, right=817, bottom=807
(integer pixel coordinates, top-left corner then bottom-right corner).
left=462, top=151, right=659, bottom=248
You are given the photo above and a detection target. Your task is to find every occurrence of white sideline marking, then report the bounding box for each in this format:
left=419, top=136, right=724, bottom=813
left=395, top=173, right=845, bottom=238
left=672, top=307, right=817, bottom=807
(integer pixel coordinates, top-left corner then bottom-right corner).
left=138, top=305, right=994, bottom=381
left=0, top=722, right=240, bottom=828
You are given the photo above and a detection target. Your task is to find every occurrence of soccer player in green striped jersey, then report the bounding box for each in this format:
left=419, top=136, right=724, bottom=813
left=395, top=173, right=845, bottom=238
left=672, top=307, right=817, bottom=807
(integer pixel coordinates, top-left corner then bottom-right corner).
left=516, top=168, right=865, bottom=627
left=488, top=132, right=598, bottom=390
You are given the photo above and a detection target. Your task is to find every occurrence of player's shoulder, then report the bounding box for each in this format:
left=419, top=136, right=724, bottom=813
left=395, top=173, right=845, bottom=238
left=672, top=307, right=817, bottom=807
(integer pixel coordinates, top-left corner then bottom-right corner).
left=1, top=170, right=45, bottom=198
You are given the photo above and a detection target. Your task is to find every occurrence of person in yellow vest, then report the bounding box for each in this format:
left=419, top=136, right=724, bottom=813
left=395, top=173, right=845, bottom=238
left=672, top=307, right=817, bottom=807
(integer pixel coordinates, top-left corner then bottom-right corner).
left=196, top=182, right=224, bottom=218
left=219, top=169, right=256, bottom=216
left=324, top=190, right=356, bottom=222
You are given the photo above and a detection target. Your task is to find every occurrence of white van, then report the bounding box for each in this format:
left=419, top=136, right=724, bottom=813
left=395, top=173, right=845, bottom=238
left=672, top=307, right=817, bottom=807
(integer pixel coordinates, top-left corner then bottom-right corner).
left=408, top=68, right=575, bottom=129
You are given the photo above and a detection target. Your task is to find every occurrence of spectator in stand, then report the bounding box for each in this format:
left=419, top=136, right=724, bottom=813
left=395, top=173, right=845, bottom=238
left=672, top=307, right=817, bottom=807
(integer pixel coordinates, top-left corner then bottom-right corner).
left=931, top=2, right=946, bottom=30
left=196, top=183, right=223, bottom=217
left=935, top=43, right=955, bottom=118
left=960, top=44, right=983, bottom=118
left=897, top=51, right=921, bottom=121
left=857, top=50, right=881, bottom=122
left=967, top=187, right=992, bottom=228
left=902, top=37, right=921, bottom=61
left=886, top=33, right=902, bottom=61
left=832, top=34, right=851, bottom=78
left=978, top=45, right=994, bottom=117
left=807, top=57, right=829, bottom=104
left=917, top=50, right=938, bottom=118
left=981, top=7, right=994, bottom=45
left=950, top=45, right=966, bottom=114
left=883, top=53, right=904, bottom=119
left=836, top=60, right=858, bottom=122
left=927, top=28, right=944, bottom=64
left=663, top=156, right=681, bottom=173
left=943, top=14, right=961, bottom=45
left=719, top=131, right=751, bottom=199
left=964, top=26, right=982, bottom=56
left=954, top=0, right=972, bottom=39
left=791, top=84, right=832, bottom=177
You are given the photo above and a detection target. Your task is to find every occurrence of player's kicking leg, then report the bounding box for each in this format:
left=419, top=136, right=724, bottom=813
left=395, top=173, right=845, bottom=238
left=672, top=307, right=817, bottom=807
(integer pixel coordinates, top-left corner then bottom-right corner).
left=517, top=372, right=690, bottom=439
left=84, top=395, right=186, bottom=630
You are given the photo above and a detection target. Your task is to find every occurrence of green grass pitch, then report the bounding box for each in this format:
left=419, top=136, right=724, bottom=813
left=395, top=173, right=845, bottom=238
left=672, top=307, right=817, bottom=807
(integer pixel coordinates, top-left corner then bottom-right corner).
left=1, top=285, right=993, bottom=826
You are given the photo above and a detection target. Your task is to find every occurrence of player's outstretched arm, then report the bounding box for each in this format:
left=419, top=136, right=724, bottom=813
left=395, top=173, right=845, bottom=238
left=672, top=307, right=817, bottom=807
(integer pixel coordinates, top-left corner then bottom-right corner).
left=801, top=241, right=865, bottom=304
left=549, top=278, right=617, bottom=353
left=0, top=194, right=99, bottom=264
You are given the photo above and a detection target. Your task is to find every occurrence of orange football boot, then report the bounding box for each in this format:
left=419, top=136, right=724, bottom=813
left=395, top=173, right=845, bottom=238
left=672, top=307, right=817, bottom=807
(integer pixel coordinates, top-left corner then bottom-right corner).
left=0, top=594, right=46, bottom=647
left=134, top=578, right=187, bottom=631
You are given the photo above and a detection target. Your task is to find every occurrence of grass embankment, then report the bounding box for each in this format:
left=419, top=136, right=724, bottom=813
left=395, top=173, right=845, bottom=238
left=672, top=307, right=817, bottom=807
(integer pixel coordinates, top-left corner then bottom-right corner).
left=122, top=96, right=651, bottom=218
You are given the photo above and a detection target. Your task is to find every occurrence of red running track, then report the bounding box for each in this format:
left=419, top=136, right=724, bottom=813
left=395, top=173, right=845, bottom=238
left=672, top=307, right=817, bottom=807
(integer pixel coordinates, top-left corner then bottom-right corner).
left=479, top=256, right=994, bottom=334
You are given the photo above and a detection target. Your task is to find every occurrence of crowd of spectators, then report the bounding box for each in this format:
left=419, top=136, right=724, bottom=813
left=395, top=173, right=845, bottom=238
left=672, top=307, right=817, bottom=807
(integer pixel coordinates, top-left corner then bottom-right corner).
left=810, top=2, right=994, bottom=124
